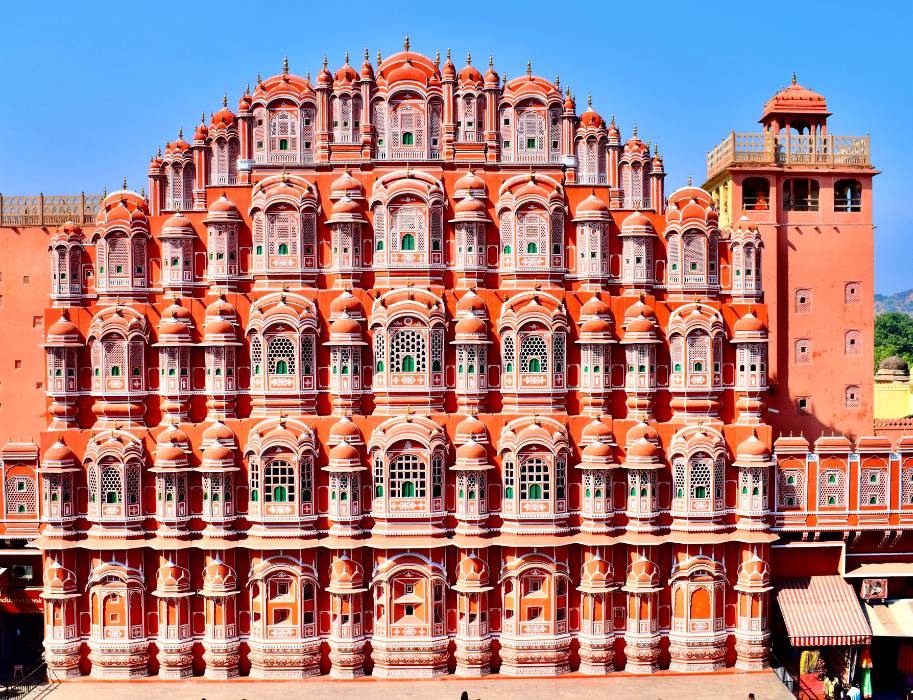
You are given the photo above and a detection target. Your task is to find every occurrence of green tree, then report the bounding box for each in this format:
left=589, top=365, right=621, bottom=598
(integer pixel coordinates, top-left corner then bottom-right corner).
left=874, top=312, right=913, bottom=370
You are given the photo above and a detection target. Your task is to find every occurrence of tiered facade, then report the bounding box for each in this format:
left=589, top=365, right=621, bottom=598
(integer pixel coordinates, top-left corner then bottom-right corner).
left=0, top=46, right=887, bottom=680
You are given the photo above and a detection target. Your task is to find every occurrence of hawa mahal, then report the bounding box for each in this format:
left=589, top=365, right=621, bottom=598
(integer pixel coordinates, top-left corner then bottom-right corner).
left=0, top=41, right=902, bottom=683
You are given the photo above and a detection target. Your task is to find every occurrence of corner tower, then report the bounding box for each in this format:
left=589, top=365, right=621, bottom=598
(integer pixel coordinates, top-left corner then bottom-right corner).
left=704, top=76, right=877, bottom=439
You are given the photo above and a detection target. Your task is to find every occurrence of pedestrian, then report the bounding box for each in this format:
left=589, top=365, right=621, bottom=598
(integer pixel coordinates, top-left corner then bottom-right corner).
left=823, top=671, right=839, bottom=700
left=847, top=683, right=861, bottom=700
left=461, top=691, right=470, bottom=700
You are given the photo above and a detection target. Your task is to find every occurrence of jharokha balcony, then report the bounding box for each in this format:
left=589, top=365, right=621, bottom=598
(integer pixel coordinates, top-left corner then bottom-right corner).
left=706, top=131, right=871, bottom=180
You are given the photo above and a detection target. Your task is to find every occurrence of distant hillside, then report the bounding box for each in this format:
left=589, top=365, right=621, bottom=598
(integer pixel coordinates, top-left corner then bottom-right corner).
left=876, top=289, right=913, bottom=315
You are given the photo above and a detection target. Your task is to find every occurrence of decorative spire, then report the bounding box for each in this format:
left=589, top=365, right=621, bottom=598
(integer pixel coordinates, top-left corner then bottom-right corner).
left=344, top=49, right=349, bottom=64
left=654, top=143, right=659, bottom=156
left=688, top=175, right=693, bottom=186
left=283, top=56, right=289, bottom=76
left=565, top=85, right=570, bottom=97
left=157, top=146, right=161, bottom=158
left=555, top=74, right=560, bottom=89
left=466, top=51, right=471, bottom=65
left=489, top=55, right=494, bottom=69
left=434, top=50, right=440, bottom=66
left=257, top=72, right=262, bottom=86
left=245, top=82, right=250, bottom=94
left=122, top=176, right=127, bottom=190
left=323, top=55, right=328, bottom=70
left=364, top=47, right=369, bottom=63
left=792, top=71, right=797, bottom=85
left=201, top=112, right=205, bottom=124
left=306, top=71, right=311, bottom=82
left=526, top=60, right=532, bottom=78
left=404, top=34, right=410, bottom=51
left=610, top=114, right=615, bottom=126
left=632, top=124, right=638, bottom=137
left=377, top=50, right=382, bottom=65
left=222, top=93, right=227, bottom=107
left=178, top=127, right=183, bottom=140
left=587, top=93, right=592, bottom=108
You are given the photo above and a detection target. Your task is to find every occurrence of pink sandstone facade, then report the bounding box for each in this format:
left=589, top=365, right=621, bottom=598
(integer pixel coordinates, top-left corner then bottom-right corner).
left=0, top=46, right=902, bottom=683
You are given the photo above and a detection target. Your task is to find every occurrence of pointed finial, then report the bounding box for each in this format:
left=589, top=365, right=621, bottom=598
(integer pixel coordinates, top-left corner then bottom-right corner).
left=200, top=111, right=205, bottom=124
left=792, top=71, right=797, bottom=85
left=157, top=146, right=162, bottom=158
left=246, top=82, right=250, bottom=94
left=122, top=176, right=127, bottom=190
left=377, top=50, right=382, bottom=65
left=688, top=175, right=693, bottom=186
left=257, top=72, right=262, bottom=85
left=434, top=50, right=440, bottom=66
left=223, top=93, right=228, bottom=108
left=283, top=56, right=289, bottom=75
left=345, top=50, right=349, bottom=64
left=364, top=47, right=369, bottom=62
left=633, top=124, right=638, bottom=137
left=611, top=114, right=615, bottom=126
left=489, top=55, right=494, bottom=69
left=587, top=93, right=592, bottom=108
left=306, top=71, right=311, bottom=82
left=565, top=85, right=570, bottom=97
left=178, top=127, right=183, bottom=140
left=654, top=143, right=659, bottom=155
left=404, top=34, right=410, bottom=51
left=526, top=60, right=532, bottom=78
left=140, top=186, right=145, bottom=198
left=323, top=55, right=328, bottom=70
left=466, top=51, right=471, bottom=65
left=103, top=186, right=107, bottom=198
left=555, top=74, right=560, bottom=89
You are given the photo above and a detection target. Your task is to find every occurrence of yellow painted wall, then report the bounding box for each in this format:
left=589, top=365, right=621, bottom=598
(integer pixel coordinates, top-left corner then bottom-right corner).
left=874, top=381, right=913, bottom=419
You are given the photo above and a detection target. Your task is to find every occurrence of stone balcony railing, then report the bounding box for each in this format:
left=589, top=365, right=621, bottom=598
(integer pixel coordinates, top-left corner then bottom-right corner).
left=0, top=193, right=103, bottom=227
left=706, top=132, right=871, bottom=180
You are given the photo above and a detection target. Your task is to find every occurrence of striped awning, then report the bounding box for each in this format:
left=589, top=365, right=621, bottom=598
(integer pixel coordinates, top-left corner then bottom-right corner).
left=776, top=576, right=872, bottom=647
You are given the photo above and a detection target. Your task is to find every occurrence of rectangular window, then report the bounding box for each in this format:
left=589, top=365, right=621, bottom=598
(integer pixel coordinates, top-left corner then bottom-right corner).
left=797, top=396, right=810, bottom=413
left=795, top=289, right=811, bottom=313
left=795, top=339, right=812, bottom=364
left=845, top=282, right=861, bottom=304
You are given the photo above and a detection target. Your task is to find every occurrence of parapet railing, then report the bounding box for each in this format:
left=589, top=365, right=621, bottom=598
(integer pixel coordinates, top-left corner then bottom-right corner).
left=706, top=132, right=871, bottom=180
left=0, top=193, right=103, bottom=227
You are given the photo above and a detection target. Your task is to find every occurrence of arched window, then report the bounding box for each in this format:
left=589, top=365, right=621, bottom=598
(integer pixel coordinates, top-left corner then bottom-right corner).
left=391, top=329, right=426, bottom=373
left=519, top=335, right=548, bottom=373
left=390, top=454, right=425, bottom=498
left=742, top=177, right=770, bottom=211
left=402, top=132, right=414, bottom=146
left=264, top=460, right=295, bottom=503
left=834, top=179, right=862, bottom=213
left=268, top=337, right=296, bottom=375
left=520, top=457, right=550, bottom=501
left=784, top=178, right=819, bottom=212
left=401, top=233, right=415, bottom=251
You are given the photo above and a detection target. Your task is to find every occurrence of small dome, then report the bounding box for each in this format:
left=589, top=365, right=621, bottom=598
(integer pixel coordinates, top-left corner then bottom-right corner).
left=202, top=420, right=236, bottom=446
left=203, top=558, right=236, bottom=592
left=330, top=170, right=364, bottom=199
left=329, top=416, right=363, bottom=445
left=455, top=415, right=487, bottom=444
left=582, top=440, right=614, bottom=460
left=206, top=195, right=241, bottom=222
left=627, top=421, right=659, bottom=444
left=624, top=295, right=656, bottom=320
left=581, top=295, right=611, bottom=318
left=156, top=561, right=191, bottom=593
left=455, top=316, right=487, bottom=336
left=330, top=290, right=364, bottom=318
left=330, top=316, right=362, bottom=336
left=581, top=418, right=614, bottom=445
left=627, top=437, right=660, bottom=459
left=457, top=59, right=483, bottom=88
left=621, top=210, right=654, bottom=233
left=44, top=561, right=78, bottom=594
left=46, top=313, right=81, bottom=343
left=456, top=289, right=486, bottom=314
left=43, top=440, right=77, bottom=465
left=154, top=442, right=188, bottom=467
left=576, top=193, right=610, bottom=215
left=457, top=439, right=488, bottom=461
left=881, top=355, right=909, bottom=371
left=162, top=213, right=194, bottom=235
left=454, top=196, right=487, bottom=215
left=331, top=196, right=362, bottom=217
left=456, top=553, right=489, bottom=589
left=329, top=440, right=360, bottom=463
left=329, top=556, right=364, bottom=590
left=579, top=555, right=614, bottom=591
left=454, top=170, right=486, bottom=194
left=736, top=432, right=770, bottom=460
left=580, top=317, right=612, bottom=335
left=734, top=311, right=767, bottom=334
left=201, top=442, right=235, bottom=467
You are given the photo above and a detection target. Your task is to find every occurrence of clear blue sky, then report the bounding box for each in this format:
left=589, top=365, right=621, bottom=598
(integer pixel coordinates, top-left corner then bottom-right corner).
left=1, top=0, right=910, bottom=293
